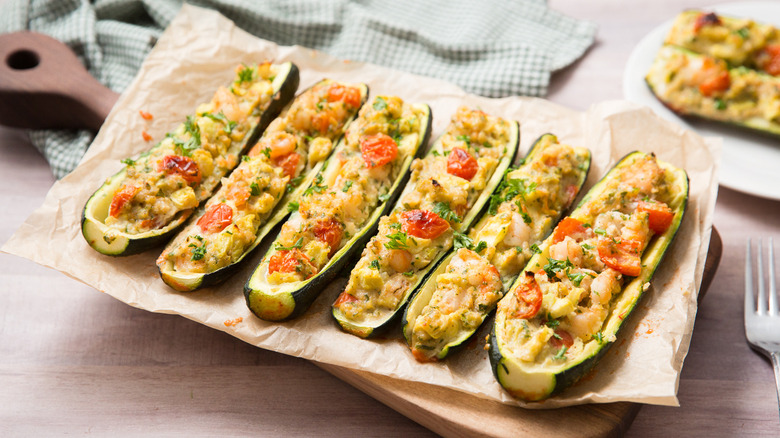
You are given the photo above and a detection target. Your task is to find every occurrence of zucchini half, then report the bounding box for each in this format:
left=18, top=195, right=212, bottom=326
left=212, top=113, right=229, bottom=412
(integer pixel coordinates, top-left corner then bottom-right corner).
left=244, top=100, right=433, bottom=321
left=489, top=151, right=689, bottom=401
left=332, top=110, right=521, bottom=338
left=402, top=134, right=591, bottom=362
left=156, top=81, right=368, bottom=291
left=645, top=45, right=780, bottom=138
left=81, top=62, right=300, bottom=256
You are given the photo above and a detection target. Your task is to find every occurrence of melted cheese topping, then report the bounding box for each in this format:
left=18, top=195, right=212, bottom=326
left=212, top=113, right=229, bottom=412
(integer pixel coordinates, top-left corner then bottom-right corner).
left=647, top=46, right=780, bottom=127
left=335, top=107, right=511, bottom=324
left=408, top=136, right=587, bottom=360
left=157, top=80, right=363, bottom=275
left=665, top=10, right=779, bottom=73
left=497, top=154, right=674, bottom=366
left=265, top=95, right=426, bottom=284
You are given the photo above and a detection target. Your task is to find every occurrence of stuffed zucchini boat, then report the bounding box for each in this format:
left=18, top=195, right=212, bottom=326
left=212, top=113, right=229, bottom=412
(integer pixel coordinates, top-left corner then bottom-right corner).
left=332, top=107, right=520, bottom=338
left=489, top=151, right=688, bottom=402
left=82, top=62, right=300, bottom=256
left=646, top=45, right=780, bottom=137
left=244, top=95, right=433, bottom=321
left=156, top=80, right=367, bottom=291
left=403, top=134, right=590, bottom=362
left=664, top=10, right=780, bottom=76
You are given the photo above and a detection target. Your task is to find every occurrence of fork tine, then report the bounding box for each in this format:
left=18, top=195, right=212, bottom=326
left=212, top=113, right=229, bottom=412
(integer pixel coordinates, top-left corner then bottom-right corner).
left=758, top=239, right=767, bottom=315
left=746, top=239, right=755, bottom=316
left=769, top=237, right=777, bottom=315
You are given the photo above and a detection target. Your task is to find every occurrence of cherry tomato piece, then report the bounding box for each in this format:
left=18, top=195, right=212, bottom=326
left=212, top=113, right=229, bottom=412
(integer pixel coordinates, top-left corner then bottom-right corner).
left=268, top=249, right=316, bottom=278
left=400, top=210, right=450, bottom=239
left=158, top=155, right=201, bottom=184
left=637, top=200, right=674, bottom=234
left=552, top=217, right=587, bottom=244
left=327, top=84, right=362, bottom=108
left=333, top=291, right=359, bottom=307
left=313, top=218, right=344, bottom=258
left=597, top=237, right=643, bottom=277
left=759, top=45, right=780, bottom=76
left=273, top=152, right=301, bottom=179
left=197, top=203, right=233, bottom=233
left=698, top=70, right=730, bottom=96
left=512, top=271, right=542, bottom=320
left=109, top=184, right=140, bottom=217
left=360, top=134, right=398, bottom=168
left=446, top=147, right=479, bottom=181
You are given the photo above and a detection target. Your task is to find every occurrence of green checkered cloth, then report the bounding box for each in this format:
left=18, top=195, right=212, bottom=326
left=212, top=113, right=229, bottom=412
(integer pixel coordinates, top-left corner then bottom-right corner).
left=0, top=0, right=595, bottom=178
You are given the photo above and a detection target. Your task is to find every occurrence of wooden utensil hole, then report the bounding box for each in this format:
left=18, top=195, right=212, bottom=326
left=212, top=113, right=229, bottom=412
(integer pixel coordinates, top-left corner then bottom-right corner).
left=6, top=49, right=40, bottom=70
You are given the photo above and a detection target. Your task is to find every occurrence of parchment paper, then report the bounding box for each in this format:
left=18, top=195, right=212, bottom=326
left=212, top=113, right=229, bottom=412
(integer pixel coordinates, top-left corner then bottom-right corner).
left=2, top=4, right=720, bottom=408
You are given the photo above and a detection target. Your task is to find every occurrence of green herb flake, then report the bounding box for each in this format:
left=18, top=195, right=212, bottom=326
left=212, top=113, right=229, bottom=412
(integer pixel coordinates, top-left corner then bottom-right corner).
left=453, top=231, right=474, bottom=250
left=432, top=201, right=461, bottom=223
left=287, top=201, right=299, bottom=213
left=543, top=257, right=574, bottom=279
left=303, top=174, right=327, bottom=197
left=241, top=155, right=251, bottom=162
left=236, top=65, right=254, bottom=83
left=275, top=237, right=304, bottom=251
left=736, top=27, right=749, bottom=39
left=191, top=242, right=207, bottom=261
left=474, top=241, right=488, bottom=254
left=714, top=98, right=727, bottom=111
left=593, top=331, right=605, bottom=344
left=369, top=259, right=381, bottom=270
left=384, top=231, right=409, bottom=250
left=121, top=158, right=136, bottom=166
left=553, top=346, right=568, bottom=360
left=342, top=181, right=353, bottom=192
left=250, top=182, right=261, bottom=196
left=373, top=96, right=388, bottom=111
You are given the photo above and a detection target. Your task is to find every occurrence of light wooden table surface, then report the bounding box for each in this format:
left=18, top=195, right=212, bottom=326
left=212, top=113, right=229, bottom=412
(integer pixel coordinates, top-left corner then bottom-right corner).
left=2, top=0, right=780, bottom=436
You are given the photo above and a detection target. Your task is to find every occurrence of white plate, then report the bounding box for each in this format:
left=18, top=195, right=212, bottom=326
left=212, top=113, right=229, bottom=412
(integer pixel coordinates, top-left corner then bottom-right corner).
left=623, top=1, right=780, bottom=201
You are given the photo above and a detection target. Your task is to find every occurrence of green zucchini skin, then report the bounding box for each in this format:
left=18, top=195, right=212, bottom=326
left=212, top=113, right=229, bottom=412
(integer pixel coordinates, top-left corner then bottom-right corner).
left=158, top=81, right=369, bottom=292
left=489, top=151, right=689, bottom=402
left=244, top=104, right=434, bottom=321
left=332, top=120, right=522, bottom=339
left=402, top=134, right=591, bottom=361
left=645, top=45, right=780, bottom=139
left=81, top=63, right=300, bottom=257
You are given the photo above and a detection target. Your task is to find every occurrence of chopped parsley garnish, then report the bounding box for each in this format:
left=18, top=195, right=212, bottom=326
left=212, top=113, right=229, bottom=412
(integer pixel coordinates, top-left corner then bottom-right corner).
left=581, top=243, right=594, bottom=250
left=530, top=243, right=541, bottom=254
left=520, top=211, right=532, bottom=224
left=456, top=135, right=472, bottom=147
left=714, top=98, right=727, bottom=111
left=250, top=182, right=261, bottom=196
left=482, top=141, right=492, bottom=148
left=203, top=111, right=237, bottom=134
left=453, top=231, right=474, bottom=250
left=432, top=201, right=461, bottom=223
left=121, top=158, right=136, bottom=166
left=736, top=27, right=749, bottom=39
left=593, top=331, right=605, bottom=344
left=473, top=241, right=488, bottom=254
left=242, top=155, right=251, bottom=162
left=594, top=228, right=607, bottom=236
left=260, top=147, right=272, bottom=159
left=403, top=270, right=415, bottom=277
left=488, top=173, right=537, bottom=215
left=191, top=242, right=207, bottom=261
left=236, top=65, right=254, bottom=83
left=286, top=174, right=305, bottom=192
left=275, top=237, right=304, bottom=251
left=287, top=201, right=299, bottom=213
left=553, top=346, right=568, bottom=360
left=389, top=222, right=402, bottom=230
left=369, top=259, right=381, bottom=270
left=545, top=318, right=560, bottom=329
left=567, top=271, right=588, bottom=287
left=384, top=231, right=409, bottom=250
left=378, top=192, right=392, bottom=203
left=543, top=257, right=574, bottom=279
left=342, top=181, right=353, bottom=192
left=373, top=96, right=388, bottom=111
left=303, top=174, right=327, bottom=197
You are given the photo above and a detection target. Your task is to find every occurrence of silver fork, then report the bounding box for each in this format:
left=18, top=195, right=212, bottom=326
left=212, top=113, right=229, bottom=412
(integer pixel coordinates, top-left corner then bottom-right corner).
left=745, top=237, right=780, bottom=421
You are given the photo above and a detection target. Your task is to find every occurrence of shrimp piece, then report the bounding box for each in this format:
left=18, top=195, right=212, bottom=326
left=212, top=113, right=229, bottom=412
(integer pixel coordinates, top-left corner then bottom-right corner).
left=567, top=305, right=607, bottom=340
left=589, top=268, right=622, bottom=306
left=388, top=249, right=412, bottom=273
left=212, top=87, right=243, bottom=121
left=503, top=211, right=531, bottom=247
left=549, top=236, right=583, bottom=266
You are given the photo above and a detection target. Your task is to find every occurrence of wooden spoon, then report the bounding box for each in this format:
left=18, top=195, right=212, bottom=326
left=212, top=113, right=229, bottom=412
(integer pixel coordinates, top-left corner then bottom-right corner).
left=0, top=31, right=119, bottom=131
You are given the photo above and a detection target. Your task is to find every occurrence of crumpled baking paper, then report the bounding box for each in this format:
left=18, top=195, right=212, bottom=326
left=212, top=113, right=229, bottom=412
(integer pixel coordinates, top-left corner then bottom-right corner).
left=2, top=4, right=720, bottom=408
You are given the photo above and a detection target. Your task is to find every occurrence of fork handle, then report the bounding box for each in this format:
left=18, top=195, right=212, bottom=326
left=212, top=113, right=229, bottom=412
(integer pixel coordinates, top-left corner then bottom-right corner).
left=772, top=352, right=780, bottom=422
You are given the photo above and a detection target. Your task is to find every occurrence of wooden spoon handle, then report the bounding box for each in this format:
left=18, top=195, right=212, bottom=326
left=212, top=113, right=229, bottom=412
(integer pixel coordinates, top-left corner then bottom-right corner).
left=0, top=31, right=120, bottom=131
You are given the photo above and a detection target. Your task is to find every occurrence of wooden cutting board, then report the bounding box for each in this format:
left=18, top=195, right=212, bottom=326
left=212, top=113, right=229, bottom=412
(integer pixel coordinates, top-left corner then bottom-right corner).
left=320, top=227, right=722, bottom=438
left=0, top=32, right=724, bottom=438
